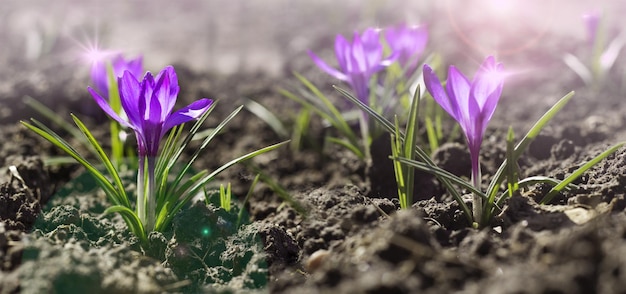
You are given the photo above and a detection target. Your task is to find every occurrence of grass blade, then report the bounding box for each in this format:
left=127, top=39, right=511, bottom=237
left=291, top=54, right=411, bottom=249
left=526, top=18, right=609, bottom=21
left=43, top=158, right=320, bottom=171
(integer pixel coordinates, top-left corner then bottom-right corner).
left=540, top=142, right=624, bottom=204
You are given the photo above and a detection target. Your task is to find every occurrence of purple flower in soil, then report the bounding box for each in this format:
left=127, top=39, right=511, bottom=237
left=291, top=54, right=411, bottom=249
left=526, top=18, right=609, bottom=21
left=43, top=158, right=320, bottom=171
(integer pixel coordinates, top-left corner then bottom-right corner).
left=385, top=24, right=428, bottom=75
left=423, top=56, right=504, bottom=220
left=308, top=28, right=396, bottom=104
left=91, top=54, right=144, bottom=99
left=88, top=65, right=212, bottom=232
left=88, top=65, right=213, bottom=157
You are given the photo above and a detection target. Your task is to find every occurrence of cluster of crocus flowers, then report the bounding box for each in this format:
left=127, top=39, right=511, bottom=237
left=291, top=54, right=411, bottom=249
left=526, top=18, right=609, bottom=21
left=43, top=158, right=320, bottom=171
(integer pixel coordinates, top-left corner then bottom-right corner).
left=423, top=56, right=504, bottom=222
left=308, top=25, right=429, bottom=104
left=88, top=65, right=213, bottom=232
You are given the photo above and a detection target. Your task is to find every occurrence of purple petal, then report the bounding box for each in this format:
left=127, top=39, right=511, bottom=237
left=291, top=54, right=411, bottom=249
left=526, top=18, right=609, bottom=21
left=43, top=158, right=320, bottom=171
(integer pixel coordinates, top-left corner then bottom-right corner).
left=308, top=50, right=348, bottom=81
left=148, top=70, right=167, bottom=124
left=350, top=32, right=368, bottom=72
left=471, top=56, right=504, bottom=128
left=118, top=71, right=143, bottom=128
left=88, top=86, right=131, bottom=129
left=445, top=66, right=471, bottom=123
left=156, top=66, right=179, bottom=115
left=423, top=64, right=455, bottom=117
left=90, top=61, right=109, bottom=99
left=334, top=34, right=349, bottom=73
left=360, top=29, right=383, bottom=69
left=162, top=98, right=213, bottom=134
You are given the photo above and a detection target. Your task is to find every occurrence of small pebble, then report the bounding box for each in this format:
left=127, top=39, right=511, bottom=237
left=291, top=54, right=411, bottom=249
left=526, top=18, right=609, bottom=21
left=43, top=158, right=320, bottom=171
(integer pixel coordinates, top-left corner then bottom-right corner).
left=305, top=249, right=330, bottom=272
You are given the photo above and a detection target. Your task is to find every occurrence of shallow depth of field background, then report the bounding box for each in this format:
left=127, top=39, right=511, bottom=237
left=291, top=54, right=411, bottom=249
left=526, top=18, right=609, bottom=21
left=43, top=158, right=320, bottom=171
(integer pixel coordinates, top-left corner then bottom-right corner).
left=1, top=0, right=623, bottom=76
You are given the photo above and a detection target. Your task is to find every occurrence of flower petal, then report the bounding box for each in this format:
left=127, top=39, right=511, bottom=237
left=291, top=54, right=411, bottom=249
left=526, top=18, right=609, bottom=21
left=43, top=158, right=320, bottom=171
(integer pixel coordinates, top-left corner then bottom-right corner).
left=118, top=71, right=143, bottom=128
left=334, top=34, right=349, bottom=73
left=88, top=86, right=131, bottom=129
left=471, top=56, right=504, bottom=129
left=360, top=28, right=383, bottom=69
left=308, top=50, right=348, bottom=81
left=162, top=98, right=214, bottom=134
left=423, top=64, right=455, bottom=119
left=90, top=61, right=109, bottom=99
left=445, top=66, right=471, bottom=123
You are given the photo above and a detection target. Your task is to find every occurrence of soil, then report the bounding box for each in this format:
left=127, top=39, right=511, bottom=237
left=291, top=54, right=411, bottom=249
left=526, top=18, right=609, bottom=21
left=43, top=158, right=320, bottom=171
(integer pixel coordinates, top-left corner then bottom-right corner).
left=2, top=1, right=626, bottom=293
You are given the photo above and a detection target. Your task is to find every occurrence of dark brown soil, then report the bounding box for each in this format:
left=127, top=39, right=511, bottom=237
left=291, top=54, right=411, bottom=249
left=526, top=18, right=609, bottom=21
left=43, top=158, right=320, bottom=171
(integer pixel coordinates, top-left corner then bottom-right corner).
left=2, top=1, right=626, bottom=293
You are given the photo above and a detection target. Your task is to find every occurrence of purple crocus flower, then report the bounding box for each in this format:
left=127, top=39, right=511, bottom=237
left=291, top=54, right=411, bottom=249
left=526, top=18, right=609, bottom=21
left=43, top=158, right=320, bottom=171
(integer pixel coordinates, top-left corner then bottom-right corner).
left=88, top=65, right=212, bottom=232
left=385, top=24, right=428, bottom=75
left=582, top=11, right=600, bottom=45
left=423, top=56, right=504, bottom=186
left=308, top=28, right=396, bottom=104
left=88, top=65, right=213, bottom=157
left=423, top=56, right=504, bottom=220
left=91, top=54, right=144, bottom=99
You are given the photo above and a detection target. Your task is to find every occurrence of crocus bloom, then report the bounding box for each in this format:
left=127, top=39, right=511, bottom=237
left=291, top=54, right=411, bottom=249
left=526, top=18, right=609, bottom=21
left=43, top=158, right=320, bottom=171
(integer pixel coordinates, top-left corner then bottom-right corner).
left=308, top=28, right=396, bottom=103
left=88, top=65, right=212, bottom=232
left=88, top=65, right=213, bottom=157
left=385, top=24, right=428, bottom=75
left=423, top=56, right=504, bottom=220
left=582, top=11, right=600, bottom=45
left=91, top=54, right=144, bottom=99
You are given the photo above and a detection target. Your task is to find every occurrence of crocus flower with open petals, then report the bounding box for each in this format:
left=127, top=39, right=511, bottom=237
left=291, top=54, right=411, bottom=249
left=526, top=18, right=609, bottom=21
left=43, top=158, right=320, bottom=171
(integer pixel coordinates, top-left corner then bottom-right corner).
left=308, top=28, right=396, bottom=103
left=423, top=56, right=504, bottom=221
left=91, top=54, right=144, bottom=100
left=385, top=24, right=428, bottom=75
left=88, top=65, right=213, bottom=157
left=88, top=65, right=212, bottom=232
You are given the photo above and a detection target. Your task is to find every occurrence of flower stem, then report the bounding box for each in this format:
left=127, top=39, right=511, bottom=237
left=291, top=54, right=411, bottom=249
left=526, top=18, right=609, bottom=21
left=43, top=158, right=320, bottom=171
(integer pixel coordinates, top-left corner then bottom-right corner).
left=471, top=155, right=482, bottom=227
left=146, top=156, right=157, bottom=233
left=137, top=155, right=146, bottom=226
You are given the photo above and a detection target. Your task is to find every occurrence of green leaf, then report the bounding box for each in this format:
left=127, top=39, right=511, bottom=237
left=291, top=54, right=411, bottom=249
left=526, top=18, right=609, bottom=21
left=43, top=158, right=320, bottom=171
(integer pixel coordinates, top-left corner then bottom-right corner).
left=395, top=156, right=487, bottom=199
left=71, top=114, right=129, bottom=207
left=102, top=205, right=146, bottom=243
left=540, top=142, right=624, bottom=204
left=21, top=119, right=124, bottom=206
left=159, top=141, right=289, bottom=232
left=335, top=85, right=473, bottom=224
left=483, top=91, right=575, bottom=223
left=325, top=137, right=364, bottom=158
left=244, top=98, right=289, bottom=138
left=164, top=105, right=242, bottom=199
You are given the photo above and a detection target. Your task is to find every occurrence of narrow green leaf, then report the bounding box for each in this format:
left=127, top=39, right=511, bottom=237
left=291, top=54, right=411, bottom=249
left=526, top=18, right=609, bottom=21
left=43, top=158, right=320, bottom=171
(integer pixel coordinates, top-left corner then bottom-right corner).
left=237, top=174, right=261, bottom=228
left=244, top=98, right=289, bottom=138
left=165, top=105, right=242, bottom=198
left=325, top=137, right=364, bottom=159
left=395, top=156, right=487, bottom=200
left=102, top=205, right=146, bottom=243
left=23, top=96, right=85, bottom=144
left=483, top=91, right=575, bottom=222
left=71, top=114, right=130, bottom=207
left=540, top=142, right=624, bottom=204
left=336, top=85, right=473, bottom=224
left=21, top=120, right=123, bottom=206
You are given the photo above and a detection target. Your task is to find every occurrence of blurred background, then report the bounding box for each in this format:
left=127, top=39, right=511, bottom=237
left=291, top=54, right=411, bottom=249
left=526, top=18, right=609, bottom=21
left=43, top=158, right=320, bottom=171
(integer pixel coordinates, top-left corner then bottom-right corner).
left=1, top=0, right=622, bottom=75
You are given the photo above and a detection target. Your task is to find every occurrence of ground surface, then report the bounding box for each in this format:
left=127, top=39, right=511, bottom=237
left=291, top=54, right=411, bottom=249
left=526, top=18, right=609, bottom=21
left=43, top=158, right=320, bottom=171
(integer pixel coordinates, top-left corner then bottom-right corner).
left=2, top=1, right=626, bottom=293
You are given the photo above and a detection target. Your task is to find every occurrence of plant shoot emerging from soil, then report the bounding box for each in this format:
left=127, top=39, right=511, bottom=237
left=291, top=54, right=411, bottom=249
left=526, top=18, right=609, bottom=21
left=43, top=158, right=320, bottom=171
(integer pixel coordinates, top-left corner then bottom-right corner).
left=423, top=56, right=504, bottom=222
